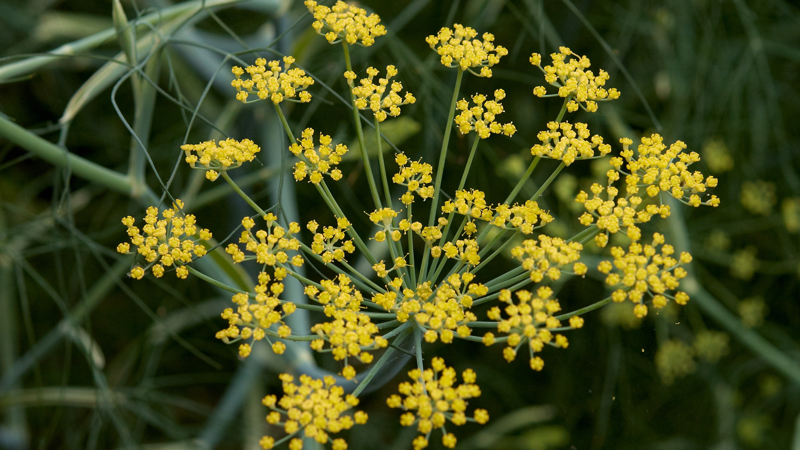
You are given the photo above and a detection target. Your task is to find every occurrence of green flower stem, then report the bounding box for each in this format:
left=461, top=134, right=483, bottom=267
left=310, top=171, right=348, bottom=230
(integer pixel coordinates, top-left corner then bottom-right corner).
left=187, top=265, right=243, bottom=294
left=339, top=260, right=385, bottom=294
left=342, top=42, right=383, bottom=210
left=352, top=325, right=413, bottom=398
left=273, top=104, right=297, bottom=144
left=0, top=115, right=156, bottom=204
left=378, top=319, right=400, bottom=330
left=485, top=267, right=528, bottom=291
left=568, top=224, right=598, bottom=243
left=413, top=326, right=426, bottom=392
left=531, top=161, right=565, bottom=202
left=318, top=180, right=380, bottom=267
left=666, top=196, right=800, bottom=384
left=381, top=320, right=413, bottom=341
left=458, top=135, right=482, bottom=191
left=375, top=120, right=393, bottom=208
left=555, top=97, right=570, bottom=123
left=297, top=241, right=384, bottom=294
left=503, top=155, right=541, bottom=204
left=472, top=230, right=519, bottom=273
left=428, top=68, right=464, bottom=228
left=221, top=171, right=267, bottom=218
left=426, top=213, right=469, bottom=283
left=554, top=296, right=613, bottom=321
left=407, top=202, right=417, bottom=288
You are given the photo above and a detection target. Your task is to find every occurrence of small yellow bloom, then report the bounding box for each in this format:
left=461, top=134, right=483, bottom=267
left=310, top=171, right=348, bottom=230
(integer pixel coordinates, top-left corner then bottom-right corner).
left=426, top=24, right=508, bottom=77
left=305, top=0, right=386, bottom=46
left=231, top=56, right=313, bottom=104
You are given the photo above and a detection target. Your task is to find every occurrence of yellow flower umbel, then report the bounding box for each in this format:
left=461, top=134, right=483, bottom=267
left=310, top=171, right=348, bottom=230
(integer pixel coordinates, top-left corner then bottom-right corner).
left=454, top=90, right=516, bottom=139
left=531, top=121, right=612, bottom=166
left=415, top=272, right=487, bottom=343
left=614, top=134, right=720, bottom=207
left=530, top=47, right=620, bottom=112
left=289, top=128, right=349, bottom=184
left=393, top=153, right=434, bottom=205
left=307, top=274, right=388, bottom=379
left=425, top=24, right=508, bottom=77
left=181, top=138, right=260, bottom=181
left=259, top=374, right=368, bottom=450
left=231, top=56, right=313, bottom=104
left=225, top=214, right=303, bottom=266
left=484, top=286, right=581, bottom=371
left=386, top=357, right=488, bottom=450
left=117, top=199, right=211, bottom=280
left=305, top=0, right=386, bottom=46
left=308, top=217, right=356, bottom=263
left=216, top=270, right=296, bottom=358
left=347, top=66, right=416, bottom=122
left=510, top=236, right=587, bottom=283
left=597, top=233, right=692, bottom=319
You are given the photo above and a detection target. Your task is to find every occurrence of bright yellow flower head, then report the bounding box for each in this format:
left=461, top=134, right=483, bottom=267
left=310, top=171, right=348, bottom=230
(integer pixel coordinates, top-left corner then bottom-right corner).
left=531, top=121, right=611, bottom=166
left=597, top=233, right=692, bottom=318
left=393, top=153, right=434, bottom=205
left=260, top=374, right=367, bottom=448
left=308, top=216, right=355, bottom=264
left=305, top=0, right=386, bottom=46
left=231, top=56, right=313, bottom=104
left=414, top=272, right=486, bottom=344
left=531, top=47, right=620, bottom=112
left=349, top=66, right=416, bottom=122
left=225, top=214, right=302, bottom=266
left=387, top=357, right=487, bottom=449
left=510, top=235, right=585, bottom=283
left=426, top=24, right=508, bottom=77
left=181, top=138, right=260, bottom=181
left=454, top=90, right=516, bottom=139
left=118, top=199, right=211, bottom=280
left=289, top=128, right=349, bottom=184
left=486, top=286, right=573, bottom=370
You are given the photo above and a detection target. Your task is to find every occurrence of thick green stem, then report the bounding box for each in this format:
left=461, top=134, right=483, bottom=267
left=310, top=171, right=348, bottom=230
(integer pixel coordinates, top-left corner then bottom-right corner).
left=531, top=161, right=565, bottom=202
left=457, top=135, right=481, bottom=191
left=352, top=325, right=413, bottom=397
left=273, top=104, right=297, bottom=144
left=342, top=42, right=383, bottom=210
left=428, top=68, right=464, bottom=227
left=555, top=296, right=613, bottom=321
left=221, top=171, right=267, bottom=218
left=504, top=156, right=541, bottom=204
left=0, top=115, right=157, bottom=204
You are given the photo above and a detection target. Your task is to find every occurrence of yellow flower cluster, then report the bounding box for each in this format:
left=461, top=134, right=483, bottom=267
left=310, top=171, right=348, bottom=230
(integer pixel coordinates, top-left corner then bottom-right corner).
left=393, top=153, right=434, bottom=205
left=531, top=121, right=612, bottom=166
left=289, top=128, right=349, bottom=184
left=307, top=275, right=387, bottom=379
left=441, top=190, right=553, bottom=235
left=308, top=217, right=355, bottom=263
left=484, top=287, right=583, bottom=371
left=386, top=357, right=488, bottom=450
left=215, top=271, right=296, bottom=358
left=260, top=374, right=367, bottom=449
left=372, top=282, right=432, bottom=319
left=614, top=134, right=720, bottom=207
left=530, top=47, right=620, bottom=112
left=117, top=199, right=211, bottom=280
left=226, top=214, right=304, bottom=267
left=576, top=183, right=670, bottom=247
left=416, top=272, right=487, bottom=343
left=597, top=233, right=691, bottom=318
left=509, top=235, right=587, bottom=283
left=181, top=138, right=261, bottom=181
left=347, top=66, right=416, bottom=122
left=305, top=0, right=386, bottom=46
left=454, top=90, right=516, bottom=139
left=231, top=56, right=313, bottom=104
left=426, top=24, right=508, bottom=77
left=433, top=238, right=481, bottom=267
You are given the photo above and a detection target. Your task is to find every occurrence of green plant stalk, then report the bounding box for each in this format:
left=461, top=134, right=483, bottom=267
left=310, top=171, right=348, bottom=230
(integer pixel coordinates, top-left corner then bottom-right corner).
left=531, top=161, right=565, bottom=202
left=427, top=135, right=482, bottom=276
left=407, top=201, right=417, bottom=288
left=0, top=115, right=157, bottom=204
left=342, top=42, right=383, bottom=210
left=296, top=241, right=385, bottom=294
left=428, top=68, right=464, bottom=227
left=318, top=180, right=380, bottom=267
left=127, top=48, right=162, bottom=189
left=666, top=197, right=800, bottom=384
left=503, top=156, right=541, bottom=204
left=221, top=171, right=267, bottom=218
left=472, top=230, right=519, bottom=273
left=273, top=104, right=297, bottom=144
left=352, top=325, right=413, bottom=397
left=426, top=211, right=469, bottom=284
left=555, top=296, right=613, bottom=321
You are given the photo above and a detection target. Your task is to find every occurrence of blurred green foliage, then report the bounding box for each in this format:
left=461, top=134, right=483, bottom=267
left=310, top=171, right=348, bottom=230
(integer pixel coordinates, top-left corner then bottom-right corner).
left=1, top=0, right=799, bottom=449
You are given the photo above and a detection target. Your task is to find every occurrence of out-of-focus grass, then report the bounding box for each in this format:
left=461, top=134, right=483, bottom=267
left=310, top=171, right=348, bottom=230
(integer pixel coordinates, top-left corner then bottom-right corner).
left=1, top=1, right=799, bottom=449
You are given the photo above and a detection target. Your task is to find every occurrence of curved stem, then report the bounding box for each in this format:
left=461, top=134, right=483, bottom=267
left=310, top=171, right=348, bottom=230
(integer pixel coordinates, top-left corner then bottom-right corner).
left=342, top=42, right=383, bottom=210
left=221, top=171, right=267, bottom=218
